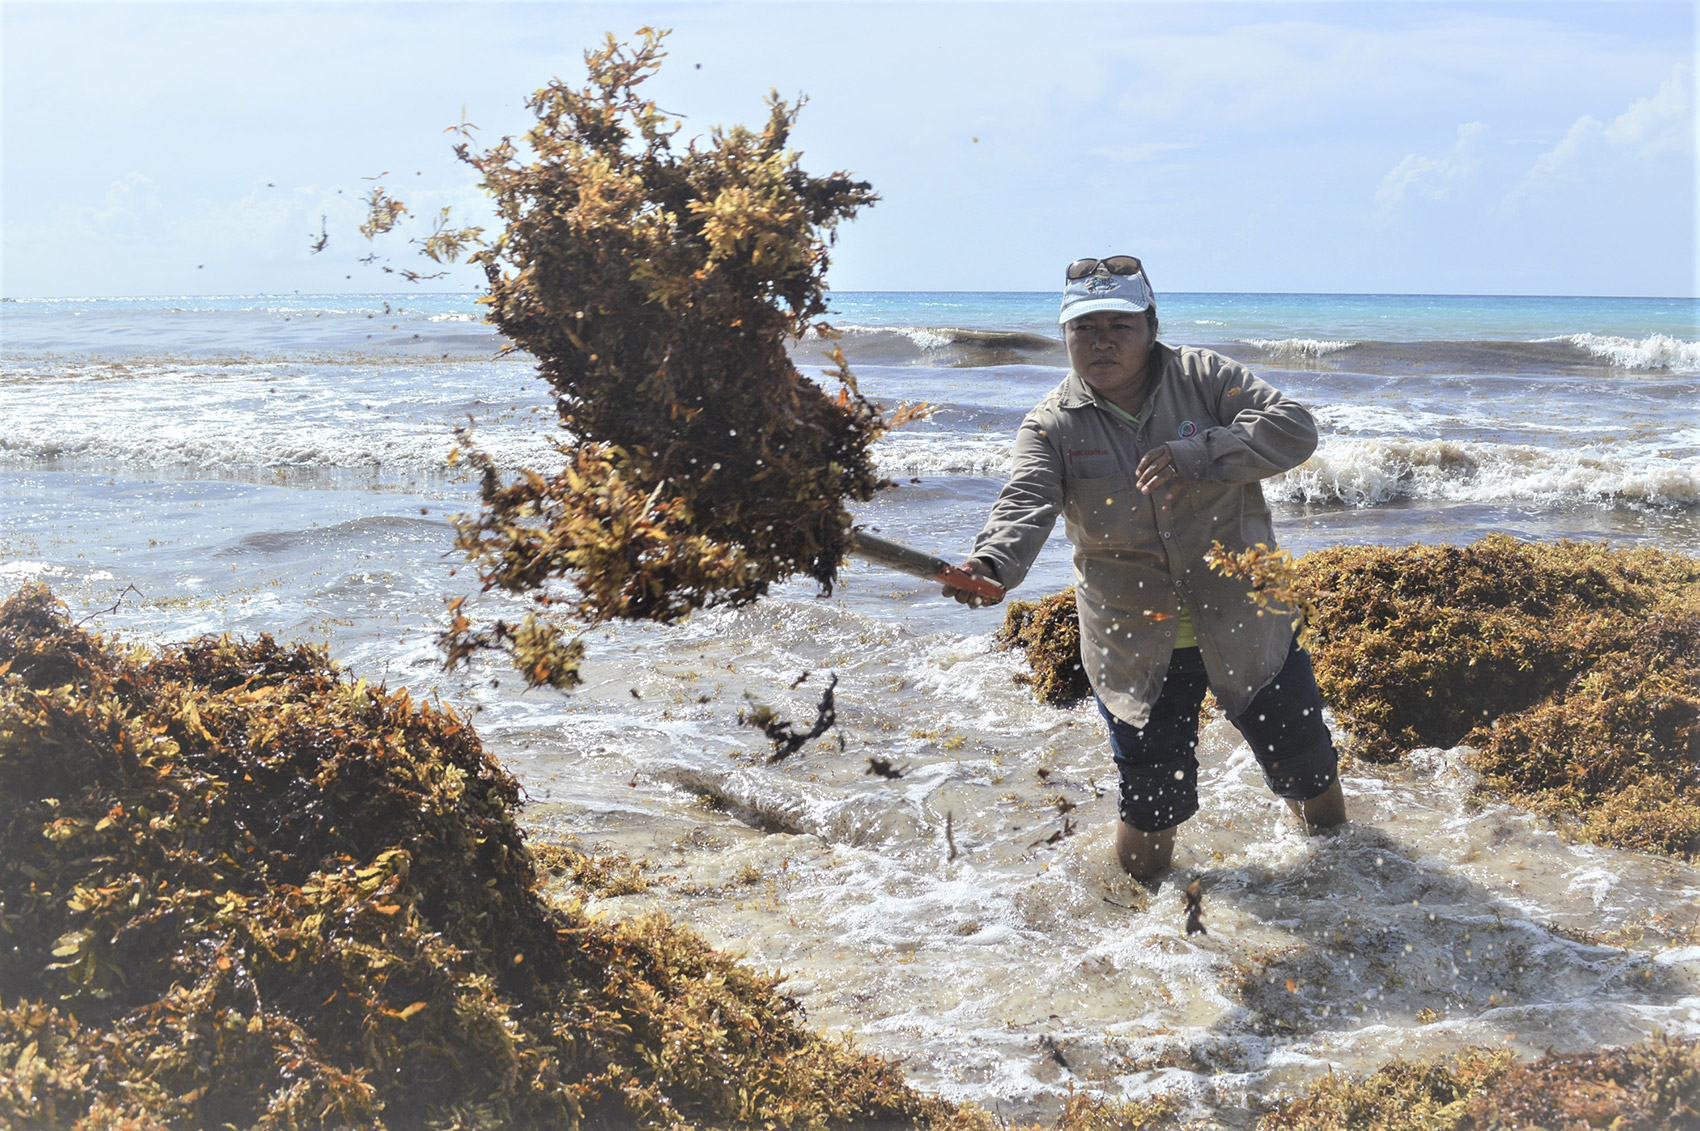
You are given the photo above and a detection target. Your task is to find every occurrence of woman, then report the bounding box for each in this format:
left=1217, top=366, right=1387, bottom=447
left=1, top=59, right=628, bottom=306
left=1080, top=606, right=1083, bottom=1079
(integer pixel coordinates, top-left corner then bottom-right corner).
left=946, top=255, right=1345, bottom=879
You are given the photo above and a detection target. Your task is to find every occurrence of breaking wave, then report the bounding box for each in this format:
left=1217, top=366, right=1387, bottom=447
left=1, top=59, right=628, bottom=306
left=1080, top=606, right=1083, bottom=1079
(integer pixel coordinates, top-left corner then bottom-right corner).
left=801, top=325, right=1066, bottom=369
left=1273, top=438, right=1700, bottom=510
left=1239, top=337, right=1356, bottom=359
left=1543, top=333, right=1700, bottom=373
left=1229, top=335, right=1700, bottom=375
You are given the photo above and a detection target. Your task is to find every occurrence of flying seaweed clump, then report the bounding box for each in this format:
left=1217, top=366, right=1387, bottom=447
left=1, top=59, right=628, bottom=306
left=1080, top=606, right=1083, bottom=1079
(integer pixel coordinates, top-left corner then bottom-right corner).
left=431, top=29, right=926, bottom=688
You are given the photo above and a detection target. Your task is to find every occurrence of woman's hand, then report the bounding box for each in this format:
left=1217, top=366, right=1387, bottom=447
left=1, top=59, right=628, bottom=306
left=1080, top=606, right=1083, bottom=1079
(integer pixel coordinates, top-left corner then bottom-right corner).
left=1136, top=443, right=1185, bottom=498
left=942, top=559, right=1003, bottom=608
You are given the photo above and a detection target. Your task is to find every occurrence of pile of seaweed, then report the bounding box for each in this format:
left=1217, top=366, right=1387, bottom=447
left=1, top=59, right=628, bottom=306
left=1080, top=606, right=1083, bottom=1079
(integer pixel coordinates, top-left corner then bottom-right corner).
left=434, top=31, right=924, bottom=689
left=0, top=585, right=975, bottom=1130
left=1256, top=1036, right=1700, bottom=1131
left=1301, top=536, right=1700, bottom=858
left=998, top=536, right=1700, bottom=860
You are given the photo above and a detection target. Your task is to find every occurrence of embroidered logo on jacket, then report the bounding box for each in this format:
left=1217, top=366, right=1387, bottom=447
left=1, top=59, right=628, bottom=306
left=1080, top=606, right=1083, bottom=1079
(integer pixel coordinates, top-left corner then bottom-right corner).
left=1178, top=420, right=1199, bottom=439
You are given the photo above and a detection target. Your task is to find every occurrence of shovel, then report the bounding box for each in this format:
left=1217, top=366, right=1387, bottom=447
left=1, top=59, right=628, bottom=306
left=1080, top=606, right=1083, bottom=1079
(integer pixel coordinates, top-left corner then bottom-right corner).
left=847, top=530, right=1006, bottom=602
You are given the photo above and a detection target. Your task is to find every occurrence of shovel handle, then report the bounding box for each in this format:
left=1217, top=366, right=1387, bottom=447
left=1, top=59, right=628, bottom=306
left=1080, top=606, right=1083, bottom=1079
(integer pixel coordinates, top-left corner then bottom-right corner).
left=848, top=531, right=1006, bottom=602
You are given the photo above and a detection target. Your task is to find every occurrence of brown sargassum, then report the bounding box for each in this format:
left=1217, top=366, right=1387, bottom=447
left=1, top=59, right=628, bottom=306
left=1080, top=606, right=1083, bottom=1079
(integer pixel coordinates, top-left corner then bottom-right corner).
left=994, top=587, right=1089, bottom=708
left=435, top=31, right=924, bottom=689
left=997, top=535, right=1700, bottom=860
left=3, top=582, right=1696, bottom=1128
left=0, top=585, right=968, bottom=1130
left=1256, top=1037, right=1700, bottom=1131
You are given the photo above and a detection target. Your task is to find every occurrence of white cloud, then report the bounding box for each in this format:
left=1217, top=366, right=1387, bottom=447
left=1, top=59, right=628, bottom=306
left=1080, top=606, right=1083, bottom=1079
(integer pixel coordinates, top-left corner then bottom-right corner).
left=76, top=173, right=164, bottom=240
left=1504, top=65, right=1693, bottom=208
left=1375, top=121, right=1488, bottom=212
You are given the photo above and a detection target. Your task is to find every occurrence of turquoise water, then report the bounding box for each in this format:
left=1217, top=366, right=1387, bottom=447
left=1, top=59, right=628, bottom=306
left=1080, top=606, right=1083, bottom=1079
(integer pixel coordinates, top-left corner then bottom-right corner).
left=825, top=290, right=1700, bottom=343
left=7, top=290, right=1698, bottom=352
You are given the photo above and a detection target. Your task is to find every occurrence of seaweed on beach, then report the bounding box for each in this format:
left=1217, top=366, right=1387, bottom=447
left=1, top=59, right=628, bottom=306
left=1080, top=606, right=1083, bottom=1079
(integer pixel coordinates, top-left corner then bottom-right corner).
left=0, top=585, right=982, bottom=1130
left=998, top=536, right=1700, bottom=860
left=416, top=30, right=928, bottom=687
left=1294, top=536, right=1698, bottom=756
left=1054, top=1092, right=1182, bottom=1129
left=6, top=579, right=1697, bottom=1129
left=1255, top=1034, right=1700, bottom=1131
left=1474, top=604, right=1700, bottom=857
left=1297, top=536, right=1700, bottom=857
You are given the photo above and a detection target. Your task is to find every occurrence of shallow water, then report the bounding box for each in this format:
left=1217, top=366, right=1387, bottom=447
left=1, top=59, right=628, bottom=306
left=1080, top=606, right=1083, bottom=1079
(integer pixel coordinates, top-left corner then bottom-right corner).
left=3, top=291, right=1698, bottom=1122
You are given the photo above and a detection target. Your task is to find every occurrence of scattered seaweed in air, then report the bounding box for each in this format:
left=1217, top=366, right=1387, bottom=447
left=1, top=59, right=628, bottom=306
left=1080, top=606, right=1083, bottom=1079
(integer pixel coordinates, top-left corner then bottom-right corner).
left=357, top=183, right=408, bottom=240
left=740, top=673, right=838, bottom=762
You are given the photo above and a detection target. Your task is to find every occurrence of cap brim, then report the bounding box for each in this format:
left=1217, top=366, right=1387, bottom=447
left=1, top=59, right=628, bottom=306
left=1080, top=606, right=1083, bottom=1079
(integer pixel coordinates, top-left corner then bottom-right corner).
left=1058, top=296, right=1150, bottom=325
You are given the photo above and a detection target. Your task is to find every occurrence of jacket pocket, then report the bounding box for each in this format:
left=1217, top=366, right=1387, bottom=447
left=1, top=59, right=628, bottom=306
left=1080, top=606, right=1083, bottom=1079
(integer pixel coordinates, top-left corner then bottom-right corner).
left=1063, top=471, right=1141, bottom=549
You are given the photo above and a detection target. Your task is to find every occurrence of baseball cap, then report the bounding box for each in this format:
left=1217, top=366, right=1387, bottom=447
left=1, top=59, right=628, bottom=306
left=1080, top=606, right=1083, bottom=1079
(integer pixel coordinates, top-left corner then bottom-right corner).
left=1058, top=266, right=1154, bottom=325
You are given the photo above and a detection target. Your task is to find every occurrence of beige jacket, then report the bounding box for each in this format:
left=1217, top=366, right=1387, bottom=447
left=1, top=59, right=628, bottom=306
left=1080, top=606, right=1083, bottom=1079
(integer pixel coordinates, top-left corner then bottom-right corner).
left=971, top=343, right=1318, bottom=727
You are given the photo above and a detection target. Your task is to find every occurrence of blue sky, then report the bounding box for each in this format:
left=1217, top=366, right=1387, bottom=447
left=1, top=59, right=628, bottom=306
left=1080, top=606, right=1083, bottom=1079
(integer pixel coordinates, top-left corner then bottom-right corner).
left=2, top=1, right=1694, bottom=297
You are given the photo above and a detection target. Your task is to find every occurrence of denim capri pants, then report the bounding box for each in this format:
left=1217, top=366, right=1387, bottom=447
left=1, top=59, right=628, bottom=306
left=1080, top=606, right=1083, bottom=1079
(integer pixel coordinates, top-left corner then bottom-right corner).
left=1096, top=637, right=1338, bottom=832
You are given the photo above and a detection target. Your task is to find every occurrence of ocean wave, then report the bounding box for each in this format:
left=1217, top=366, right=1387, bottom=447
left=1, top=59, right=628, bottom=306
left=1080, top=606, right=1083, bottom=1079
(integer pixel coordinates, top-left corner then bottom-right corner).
left=1239, top=337, right=1356, bottom=359
left=0, top=425, right=563, bottom=483
left=0, top=561, right=61, bottom=581
left=1271, top=438, right=1700, bottom=509
left=1541, top=333, right=1700, bottom=373
left=861, top=429, right=1700, bottom=511
left=1225, top=335, right=1700, bottom=376
left=871, top=432, right=1015, bottom=477
left=801, top=325, right=1065, bottom=369
left=806, top=327, right=1700, bottom=377
left=0, top=360, right=562, bottom=481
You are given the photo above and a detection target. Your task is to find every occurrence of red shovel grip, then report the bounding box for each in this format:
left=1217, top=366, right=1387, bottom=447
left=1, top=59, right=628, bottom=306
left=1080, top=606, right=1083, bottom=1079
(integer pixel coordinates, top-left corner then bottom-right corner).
left=935, top=562, right=1006, bottom=602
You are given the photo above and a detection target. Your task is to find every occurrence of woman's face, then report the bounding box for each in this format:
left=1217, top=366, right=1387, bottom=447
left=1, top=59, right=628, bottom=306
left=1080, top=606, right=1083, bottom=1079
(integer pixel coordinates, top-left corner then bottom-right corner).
left=1065, top=309, right=1154, bottom=400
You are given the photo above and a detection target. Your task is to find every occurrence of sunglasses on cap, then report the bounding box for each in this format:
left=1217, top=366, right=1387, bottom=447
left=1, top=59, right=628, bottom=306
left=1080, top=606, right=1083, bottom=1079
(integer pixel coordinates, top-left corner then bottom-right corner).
left=1066, top=255, right=1145, bottom=281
